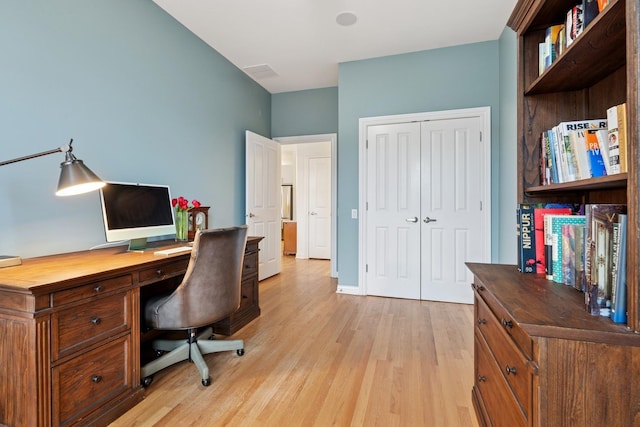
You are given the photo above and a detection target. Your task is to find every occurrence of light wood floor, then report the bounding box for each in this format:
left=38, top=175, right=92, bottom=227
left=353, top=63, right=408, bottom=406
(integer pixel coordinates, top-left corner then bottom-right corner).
left=111, top=256, right=479, bottom=427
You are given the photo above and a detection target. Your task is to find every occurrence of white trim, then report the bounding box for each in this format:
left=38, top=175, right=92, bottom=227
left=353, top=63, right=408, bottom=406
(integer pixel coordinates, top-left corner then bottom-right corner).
left=274, top=134, right=338, bottom=278
left=358, top=107, right=492, bottom=296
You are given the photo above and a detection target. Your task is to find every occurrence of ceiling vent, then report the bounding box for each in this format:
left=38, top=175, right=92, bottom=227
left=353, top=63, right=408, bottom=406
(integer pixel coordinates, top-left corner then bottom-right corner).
left=243, top=64, right=278, bottom=79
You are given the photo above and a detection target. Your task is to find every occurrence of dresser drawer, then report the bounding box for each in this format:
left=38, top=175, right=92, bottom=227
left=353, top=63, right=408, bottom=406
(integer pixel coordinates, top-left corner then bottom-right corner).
left=139, top=258, right=189, bottom=284
left=474, top=281, right=533, bottom=359
left=475, top=331, right=527, bottom=427
left=475, top=294, right=531, bottom=416
left=53, top=335, right=131, bottom=426
left=53, top=292, right=130, bottom=359
left=52, top=274, right=132, bottom=306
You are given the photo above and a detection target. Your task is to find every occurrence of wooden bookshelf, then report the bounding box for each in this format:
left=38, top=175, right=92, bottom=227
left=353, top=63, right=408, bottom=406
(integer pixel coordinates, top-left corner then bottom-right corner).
left=469, top=0, right=640, bottom=425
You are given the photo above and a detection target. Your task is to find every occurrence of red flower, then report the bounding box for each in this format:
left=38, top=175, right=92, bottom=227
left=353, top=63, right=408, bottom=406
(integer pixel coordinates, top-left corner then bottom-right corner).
left=172, top=196, right=201, bottom=211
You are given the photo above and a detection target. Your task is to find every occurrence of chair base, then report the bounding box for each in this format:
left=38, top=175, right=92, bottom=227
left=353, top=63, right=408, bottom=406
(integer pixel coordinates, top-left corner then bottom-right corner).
left=141, top=327, right=244, bottom=387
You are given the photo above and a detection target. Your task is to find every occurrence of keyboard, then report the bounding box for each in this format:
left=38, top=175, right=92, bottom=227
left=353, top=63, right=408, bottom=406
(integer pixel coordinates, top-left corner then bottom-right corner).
left=153, top=246, right=193, bottom=256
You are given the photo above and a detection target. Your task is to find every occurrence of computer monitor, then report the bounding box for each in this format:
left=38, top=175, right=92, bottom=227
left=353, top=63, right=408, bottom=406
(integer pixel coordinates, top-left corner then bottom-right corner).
left=99, top=181, right=176, bottom=250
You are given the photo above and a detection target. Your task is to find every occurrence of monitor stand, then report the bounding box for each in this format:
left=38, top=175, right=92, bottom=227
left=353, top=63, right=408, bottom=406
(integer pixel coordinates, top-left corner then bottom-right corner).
left=128, top=238, right=147, bottom=252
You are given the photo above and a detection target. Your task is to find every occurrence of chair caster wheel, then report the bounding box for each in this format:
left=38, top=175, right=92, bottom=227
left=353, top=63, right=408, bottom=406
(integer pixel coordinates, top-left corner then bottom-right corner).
left=154, top=349, right=164, bottom=358
left=142, top=376, right=154, bottom=388
left=202, top=377, right=212, bottom=386
left=237, top=348, right=245, bottom=356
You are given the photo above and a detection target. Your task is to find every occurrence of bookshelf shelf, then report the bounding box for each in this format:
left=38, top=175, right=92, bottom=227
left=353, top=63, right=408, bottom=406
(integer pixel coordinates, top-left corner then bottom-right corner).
left=524, top=172, right=627, bottom=193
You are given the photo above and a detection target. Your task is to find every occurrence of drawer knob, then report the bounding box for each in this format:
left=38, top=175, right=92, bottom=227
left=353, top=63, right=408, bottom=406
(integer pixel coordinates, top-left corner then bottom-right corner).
left=477, top=375, right=487, bottom=382
left=501, top=318, right=513, bottom=329
left=90, top=317, right=102, bottom=325
left=477, top=318, right=487, bottom=325
left=91, top=375, right=102, bottom=383
left=505, top=365, right=517, bottom=375
left=156, top=269, right=164, bottom=276
left=94, top=285, right=104, bottom=292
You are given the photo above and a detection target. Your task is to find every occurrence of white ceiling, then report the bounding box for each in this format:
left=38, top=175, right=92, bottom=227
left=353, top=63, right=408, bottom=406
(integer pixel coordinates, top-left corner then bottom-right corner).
left=153, top=0, right=517, bottom=94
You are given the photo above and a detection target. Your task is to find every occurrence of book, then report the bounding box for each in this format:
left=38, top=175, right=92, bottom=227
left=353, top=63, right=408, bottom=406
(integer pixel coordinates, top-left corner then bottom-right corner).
left=545, top=24, right=564, bottom=67
left=597, top=0, right=611, bottom=12
left=547, top=129, right=560, bottom=184
left=534, top=206, right=573, bottom=274
left=568, top=130, right=590, bottom=180
left=556, top=119, right=607, bottom=182
left=574, top=224, right=586, bottom=292
left=594, top=128, right=611, bottom=175
left=566, top=4, right=584, bottom=47
left=582, top=0, right=600, bottom=28
left=611, top=214, right=627, bottom=323
left=517, top=204, right=537, bottom=273
left=546, top=214, right=586, bottom=284
left=584, top=128, right=608, bottom=177
left=607, top=103, right=627, bottom=174
left=561, top=224, right=577, bottom=288
left=584, top=204, right=627, bottom=315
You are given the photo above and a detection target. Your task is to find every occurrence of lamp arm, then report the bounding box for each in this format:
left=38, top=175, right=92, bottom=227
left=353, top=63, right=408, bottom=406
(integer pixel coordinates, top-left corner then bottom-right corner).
left=0, top=139, right=72, bottom=167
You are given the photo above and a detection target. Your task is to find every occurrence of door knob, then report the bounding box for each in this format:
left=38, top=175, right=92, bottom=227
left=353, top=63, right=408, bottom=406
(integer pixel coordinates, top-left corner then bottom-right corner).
left=248, top=212, right=256, bottom=218
left=405, top=217, right=418, bottom=223
left=423, top=217, right=437, bottom=223
left=310, top=211, right=318, bottom=215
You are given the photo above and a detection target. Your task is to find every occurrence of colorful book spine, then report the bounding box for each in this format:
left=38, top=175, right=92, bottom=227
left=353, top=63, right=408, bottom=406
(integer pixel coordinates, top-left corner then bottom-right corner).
left=517, top=204, right=537, bottom=273
left=534, top=207, right=572, bottom=275
left=584, top=129, right=607, bottom=177
left=547, top=214, right=586, bottom=284
left=611, top=214, right=627, bottom=323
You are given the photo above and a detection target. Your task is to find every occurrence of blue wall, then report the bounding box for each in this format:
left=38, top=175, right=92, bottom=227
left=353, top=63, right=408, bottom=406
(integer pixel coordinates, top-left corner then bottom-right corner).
left=498, top=28, right=518, bottom=264
left=0, top=0, right=270, bottom=258
left=337, top=41, right=503, bottom=287
left=272, top=88, right=338, bottom=137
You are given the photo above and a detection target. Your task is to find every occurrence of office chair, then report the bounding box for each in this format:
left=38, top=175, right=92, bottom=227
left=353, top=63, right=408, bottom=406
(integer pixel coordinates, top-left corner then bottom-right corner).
left=141, top=225, right=248, bottom=387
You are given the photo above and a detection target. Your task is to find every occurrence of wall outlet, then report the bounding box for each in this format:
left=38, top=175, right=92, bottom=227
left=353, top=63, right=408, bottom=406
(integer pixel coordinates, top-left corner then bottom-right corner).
left=351, top=209, right=358, bottom=219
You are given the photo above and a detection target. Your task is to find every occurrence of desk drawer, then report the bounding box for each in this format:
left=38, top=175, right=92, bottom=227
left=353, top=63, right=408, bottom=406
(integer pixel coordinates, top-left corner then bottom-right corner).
left=53, top=292, right=130, bottom=359
left=53, top=335, right=130, bottom=426
left=243, top=251, right=258, bottom=277
left=52, top=274, right=132, bottom=306
left=139, top=259, right=189, bottom=284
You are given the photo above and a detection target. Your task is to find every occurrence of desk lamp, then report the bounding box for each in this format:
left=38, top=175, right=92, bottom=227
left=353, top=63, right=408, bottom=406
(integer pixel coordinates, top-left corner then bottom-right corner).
left=0, top=138, right=105, bottom=267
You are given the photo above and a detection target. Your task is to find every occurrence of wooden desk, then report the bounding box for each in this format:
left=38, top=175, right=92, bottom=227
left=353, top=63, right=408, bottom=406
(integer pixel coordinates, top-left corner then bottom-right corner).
left=0, top=237, right=262, bottom=427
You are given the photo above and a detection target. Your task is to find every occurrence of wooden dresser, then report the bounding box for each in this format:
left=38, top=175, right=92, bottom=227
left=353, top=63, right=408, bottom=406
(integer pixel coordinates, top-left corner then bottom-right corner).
left=0, top=237, right=261, bottom=427
left=468, top=263, right=640, bottom=427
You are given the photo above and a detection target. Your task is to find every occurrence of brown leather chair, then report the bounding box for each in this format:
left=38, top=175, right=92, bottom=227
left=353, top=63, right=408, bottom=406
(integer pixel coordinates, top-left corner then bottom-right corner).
left=141, top=225, right=248, bottom=387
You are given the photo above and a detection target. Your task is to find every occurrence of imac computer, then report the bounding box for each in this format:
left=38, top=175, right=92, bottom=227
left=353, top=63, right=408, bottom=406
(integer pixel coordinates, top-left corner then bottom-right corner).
left=99, top=181, right=176, bottom=251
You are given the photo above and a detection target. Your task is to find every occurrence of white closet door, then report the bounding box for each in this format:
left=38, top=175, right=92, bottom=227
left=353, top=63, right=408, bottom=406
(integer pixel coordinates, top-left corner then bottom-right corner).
left=420, top=117, right=484, bottom=304
left=365, top=122, right=422, bottom=299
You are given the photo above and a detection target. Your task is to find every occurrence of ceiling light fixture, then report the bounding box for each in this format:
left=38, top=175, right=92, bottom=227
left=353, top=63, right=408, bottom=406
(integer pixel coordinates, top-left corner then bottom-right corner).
left=336, top=11, right=358, bottom=27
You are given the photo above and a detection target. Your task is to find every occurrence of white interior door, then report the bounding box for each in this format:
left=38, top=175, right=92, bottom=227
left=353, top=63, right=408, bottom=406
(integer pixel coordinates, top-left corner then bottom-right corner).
left=308, top=156, right=331, bottom=259
left=365, top=123, right=422, bottom=299
left=246, top=130, right=281, bottom=280
left=420, top=117, right=485, bottom=304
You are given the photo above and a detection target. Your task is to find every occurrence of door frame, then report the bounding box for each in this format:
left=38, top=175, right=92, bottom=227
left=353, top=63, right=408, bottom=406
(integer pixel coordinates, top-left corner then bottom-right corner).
left=358, top=107, right=492, bottom=296
left=275, top=133, right=337, bottom=278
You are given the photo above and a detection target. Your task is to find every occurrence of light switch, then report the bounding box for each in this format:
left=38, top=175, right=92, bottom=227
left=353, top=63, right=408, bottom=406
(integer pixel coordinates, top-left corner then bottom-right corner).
left=351, top=209, right=358, bottom=219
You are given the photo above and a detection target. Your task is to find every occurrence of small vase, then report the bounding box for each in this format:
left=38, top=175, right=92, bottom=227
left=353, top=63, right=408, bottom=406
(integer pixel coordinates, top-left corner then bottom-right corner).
left=175, top=209, right=188, bottom=242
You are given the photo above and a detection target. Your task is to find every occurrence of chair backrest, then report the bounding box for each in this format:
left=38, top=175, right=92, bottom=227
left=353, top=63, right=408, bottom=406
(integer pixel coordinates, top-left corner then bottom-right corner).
left=151, top=225, right=248, bottom=329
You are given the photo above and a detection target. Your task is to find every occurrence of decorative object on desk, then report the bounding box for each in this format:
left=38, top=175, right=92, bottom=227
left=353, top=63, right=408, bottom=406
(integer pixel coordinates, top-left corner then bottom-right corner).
left=172, top=196, right=201, bottom=242
left=188, top=206, right=209, bottom=240
left=0, top=138, right=104, bottom=196
left=0, top=255, right=21, bottom=268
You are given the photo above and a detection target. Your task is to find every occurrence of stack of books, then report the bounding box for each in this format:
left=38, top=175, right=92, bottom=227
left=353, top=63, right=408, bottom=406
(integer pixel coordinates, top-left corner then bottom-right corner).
left=517, top=203, right=628, bottom=322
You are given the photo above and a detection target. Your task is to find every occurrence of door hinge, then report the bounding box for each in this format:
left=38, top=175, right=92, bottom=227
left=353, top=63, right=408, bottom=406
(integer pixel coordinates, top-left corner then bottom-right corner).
left=480, top=201, right=483, bottom=211
left=366, top=139, right=368, bottom=149
left=366, top=264, right=368, bottom=273
left=480, top=131, right=483, bottom=142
